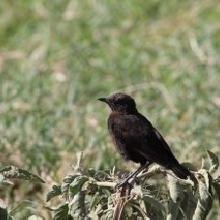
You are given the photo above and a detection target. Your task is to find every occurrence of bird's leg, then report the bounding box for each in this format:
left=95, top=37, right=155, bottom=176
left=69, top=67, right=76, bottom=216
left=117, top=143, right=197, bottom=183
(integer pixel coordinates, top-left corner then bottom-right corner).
left=116, top=162, right=150, bottom=189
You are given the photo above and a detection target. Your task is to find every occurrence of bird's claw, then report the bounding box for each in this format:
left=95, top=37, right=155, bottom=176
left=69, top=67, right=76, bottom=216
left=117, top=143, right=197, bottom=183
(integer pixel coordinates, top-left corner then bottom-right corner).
left=115, top=179, right=133, bottom=190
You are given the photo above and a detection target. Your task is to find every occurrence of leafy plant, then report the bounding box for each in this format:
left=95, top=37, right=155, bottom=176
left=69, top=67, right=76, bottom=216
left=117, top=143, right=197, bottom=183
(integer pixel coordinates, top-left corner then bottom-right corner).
left=45, top=151, right=219, bottom=219
left=0, top=150, right=219, bottom=219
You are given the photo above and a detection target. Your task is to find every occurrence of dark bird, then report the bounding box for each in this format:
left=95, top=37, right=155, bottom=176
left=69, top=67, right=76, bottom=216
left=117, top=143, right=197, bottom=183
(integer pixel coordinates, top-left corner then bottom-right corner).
left=98, top=92, right=191, bottom=184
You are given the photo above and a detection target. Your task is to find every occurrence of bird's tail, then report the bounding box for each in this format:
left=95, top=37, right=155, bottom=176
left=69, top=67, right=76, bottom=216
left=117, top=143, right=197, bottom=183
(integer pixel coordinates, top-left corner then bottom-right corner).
left=171, top=163, right=191, bottom=179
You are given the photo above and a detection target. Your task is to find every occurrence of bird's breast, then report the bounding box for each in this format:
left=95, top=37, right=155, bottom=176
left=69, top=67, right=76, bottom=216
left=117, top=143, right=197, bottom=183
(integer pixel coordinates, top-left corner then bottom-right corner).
left=107, top=113, right=131, bottom=159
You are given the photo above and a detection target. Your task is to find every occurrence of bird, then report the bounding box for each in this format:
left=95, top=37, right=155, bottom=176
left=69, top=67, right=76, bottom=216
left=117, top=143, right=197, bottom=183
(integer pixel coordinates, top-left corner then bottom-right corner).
left=98, top=92, right=192, bottom=185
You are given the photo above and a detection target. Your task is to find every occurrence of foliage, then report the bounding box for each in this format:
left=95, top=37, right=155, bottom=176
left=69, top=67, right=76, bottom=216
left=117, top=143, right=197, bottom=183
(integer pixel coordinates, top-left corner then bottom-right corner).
left=0, top=0, right=219, bottom=172
left=0, top=166, right=45, bottom=184
left=0, top=151, right=220, bottom=219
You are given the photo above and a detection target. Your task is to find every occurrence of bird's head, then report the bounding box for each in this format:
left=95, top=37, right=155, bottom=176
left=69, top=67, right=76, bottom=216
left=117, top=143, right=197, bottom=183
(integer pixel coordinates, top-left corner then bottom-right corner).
left=98, top=92, right=137, bottom=113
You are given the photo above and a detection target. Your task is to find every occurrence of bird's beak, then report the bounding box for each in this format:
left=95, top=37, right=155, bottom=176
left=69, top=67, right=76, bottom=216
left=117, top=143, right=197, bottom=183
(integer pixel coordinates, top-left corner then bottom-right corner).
left=98, top=97, right=108, bottom=103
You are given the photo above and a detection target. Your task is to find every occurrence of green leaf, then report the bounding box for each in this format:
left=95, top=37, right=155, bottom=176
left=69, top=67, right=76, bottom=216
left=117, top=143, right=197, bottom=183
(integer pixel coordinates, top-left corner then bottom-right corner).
left=167, top=174, right=184, bottom=203
left=213, top=177, right=220, bottom=204
left=0, top=207, right=13, bottom=220
left=61, top=174, right=80, bottom=193
left=207, top=150, right=219, bottom=173
left=0, top=167, right=12, bottom=173
left=0, top=166, right=44, bottom=183
left=69, top=176, right=88, bottom=195
left=46, top=185, right=61, bottom=202
left=53, top=204, right=73, bottom=220
left=68, top=191, right=86, bottom=218
left=130, top=202, right=150, bottom=219
left=17, top=168, right=45, bottom=183
left=193, top=169, right=213, bottom=220
left=28, top=215, right=43, bottom=220
left=143, top=193, right=165, bottom=218
left=0, top=174, right=4, bottom=183
left=63, top=174, right=79, bottom=183
left=0, top=207, right=8, bottom=220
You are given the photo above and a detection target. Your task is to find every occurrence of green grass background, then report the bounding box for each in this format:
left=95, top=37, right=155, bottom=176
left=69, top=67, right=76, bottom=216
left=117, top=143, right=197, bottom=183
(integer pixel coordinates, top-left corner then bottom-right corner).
left=0, top=0, right=219, bottom=179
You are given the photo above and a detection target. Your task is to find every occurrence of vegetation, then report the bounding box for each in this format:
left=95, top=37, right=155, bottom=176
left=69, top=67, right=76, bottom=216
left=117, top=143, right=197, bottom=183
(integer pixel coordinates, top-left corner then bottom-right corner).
left=1, top=151, right=220, bottom=219
left=0, top=0, right=219, bottom=219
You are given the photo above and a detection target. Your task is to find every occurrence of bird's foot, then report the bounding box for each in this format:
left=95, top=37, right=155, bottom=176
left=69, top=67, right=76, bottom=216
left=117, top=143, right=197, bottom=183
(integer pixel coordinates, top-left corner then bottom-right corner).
left=115, top=178, right=134, bottom=190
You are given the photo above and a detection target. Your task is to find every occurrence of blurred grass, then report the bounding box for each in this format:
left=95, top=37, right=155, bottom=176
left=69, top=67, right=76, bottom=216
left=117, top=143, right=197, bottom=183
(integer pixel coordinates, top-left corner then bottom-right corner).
left=0, top=0, right=219, bottom=178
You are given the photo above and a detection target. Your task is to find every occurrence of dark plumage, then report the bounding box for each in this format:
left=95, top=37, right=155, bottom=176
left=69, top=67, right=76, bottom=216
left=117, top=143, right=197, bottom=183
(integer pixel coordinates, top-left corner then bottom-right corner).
left=98, top=92, right=191, bottom=180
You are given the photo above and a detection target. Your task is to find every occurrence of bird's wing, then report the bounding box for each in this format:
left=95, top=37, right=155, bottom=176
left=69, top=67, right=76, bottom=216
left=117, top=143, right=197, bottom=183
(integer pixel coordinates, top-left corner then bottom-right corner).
left=110, top=114, right=177, bottom=166
left=151, top=128, right=174, bottom=154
